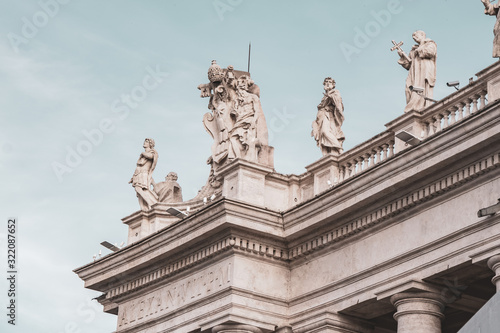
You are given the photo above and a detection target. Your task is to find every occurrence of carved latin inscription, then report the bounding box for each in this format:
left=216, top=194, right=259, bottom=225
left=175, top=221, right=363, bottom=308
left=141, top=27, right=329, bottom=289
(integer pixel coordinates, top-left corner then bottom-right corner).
left=118, top=262, right=232, bottom=330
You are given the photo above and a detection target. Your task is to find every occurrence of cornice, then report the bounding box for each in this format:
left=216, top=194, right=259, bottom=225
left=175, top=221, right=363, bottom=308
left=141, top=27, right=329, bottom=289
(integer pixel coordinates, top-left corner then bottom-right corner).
left=287, top=151, right=500, bottom=261
left=288, top=213, right=500, bottom=319
left=105, top=235, right=289, bottom=302
left=74, top=199, right=284, bottom=289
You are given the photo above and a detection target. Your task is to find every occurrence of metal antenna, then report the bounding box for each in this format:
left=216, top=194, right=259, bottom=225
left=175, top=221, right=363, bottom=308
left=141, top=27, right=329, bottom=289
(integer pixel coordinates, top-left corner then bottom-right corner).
left=247, top=42, right=251, bottom=74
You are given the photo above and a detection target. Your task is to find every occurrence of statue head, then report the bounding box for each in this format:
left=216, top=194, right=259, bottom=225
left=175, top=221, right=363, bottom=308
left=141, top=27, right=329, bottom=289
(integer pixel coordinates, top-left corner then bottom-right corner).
left=225, top=65, right=235, bottom=81
left=412, top=30, right=426, bottom=43
left=144, top=138, right=155, bottom=148
left=166, top=172, right=178, bottom=181
left=323, top=77, right=336, bottom=91
left=237, top=75, right=254, bottom=91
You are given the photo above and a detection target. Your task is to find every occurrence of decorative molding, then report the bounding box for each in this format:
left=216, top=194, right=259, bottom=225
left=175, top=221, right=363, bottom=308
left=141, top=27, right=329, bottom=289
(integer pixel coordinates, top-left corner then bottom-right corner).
left=106, top=236, right=288, bottom=301
left=288, top=151, right=500, bottom=260
left=106, top=152, right=499, bottom=302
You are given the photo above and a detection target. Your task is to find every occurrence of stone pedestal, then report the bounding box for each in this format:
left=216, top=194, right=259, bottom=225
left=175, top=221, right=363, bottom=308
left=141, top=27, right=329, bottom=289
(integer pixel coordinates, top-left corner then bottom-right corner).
left=487, top=254, right=500, bottom=292
left=212, top=324, right=263, bottom=333
left=390, top=292, right=445, bottom=333
left=305, top=154, right=340, bottom=196
left=385, top=111, right=424, bottom=153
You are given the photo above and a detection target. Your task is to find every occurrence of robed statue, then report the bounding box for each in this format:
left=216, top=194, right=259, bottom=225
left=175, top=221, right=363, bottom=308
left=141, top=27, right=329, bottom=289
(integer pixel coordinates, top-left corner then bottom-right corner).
left=312, top=77, right=345, bottom=156
left=394, top=30, right=437, bottom=112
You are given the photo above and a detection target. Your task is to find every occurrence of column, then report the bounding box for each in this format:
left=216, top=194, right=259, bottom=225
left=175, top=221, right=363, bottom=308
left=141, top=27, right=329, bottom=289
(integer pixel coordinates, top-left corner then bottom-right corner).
left=212, top=324, right=262, bottom=333
left=390, top=291, right=445, bottom=333
left=487, top=254, right=500, bottom=292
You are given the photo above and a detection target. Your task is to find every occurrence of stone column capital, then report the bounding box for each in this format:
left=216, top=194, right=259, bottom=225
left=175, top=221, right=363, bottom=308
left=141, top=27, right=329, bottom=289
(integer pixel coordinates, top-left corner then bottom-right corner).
left=487, top=254, right=500, bottom=292
left=212, top=324, right=263, bottom=333
left=390, top=291, right=446, bottom=333
left=487, top=254, right=500, bottom=270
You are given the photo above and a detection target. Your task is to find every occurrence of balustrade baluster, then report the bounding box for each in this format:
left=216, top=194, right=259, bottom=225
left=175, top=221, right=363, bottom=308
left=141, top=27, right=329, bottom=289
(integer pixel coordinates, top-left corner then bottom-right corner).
left=339, top=165, right=345, bottom=182
left=372, top=149, right=379, bottom=165
left=359, top=156, right=366, bottom=172
left=382, top=144, right=389, bottom=161
left=457, top=102, right=464, bottom=121
left=354, top=158, right=360, bottom=175
left=465, top=98, right=472, bottom=117
left=443, top=111, right=450, bottom=129
left=472, top=95, right=479, bottom=113
left=389, top=140, right=395, bottom=157
left=346, top=163, right=353, bottom=179
left=480, top=90, right=487, bottom=109
left=365, top=153, right=372, bottom=168
left=431, top=117, right=438, bottom=135
left=449, top=108, right=456, bottom=125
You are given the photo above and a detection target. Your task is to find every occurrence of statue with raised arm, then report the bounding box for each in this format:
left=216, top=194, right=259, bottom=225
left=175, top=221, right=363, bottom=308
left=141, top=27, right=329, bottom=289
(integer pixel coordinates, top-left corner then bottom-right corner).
left=394, top=30, right=437, bottom=112
left=129, top=138, right=158, bottom=211
left=312, top=77, right=345, bottom=156
left=481, top=0, right=500, bottom=57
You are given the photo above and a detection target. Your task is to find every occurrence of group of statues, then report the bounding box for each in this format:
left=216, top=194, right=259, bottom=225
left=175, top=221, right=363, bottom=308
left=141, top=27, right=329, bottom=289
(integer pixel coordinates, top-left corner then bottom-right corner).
left=129, top=2, right=500, bottom=210
left=197, top=60, right=269, bottom=171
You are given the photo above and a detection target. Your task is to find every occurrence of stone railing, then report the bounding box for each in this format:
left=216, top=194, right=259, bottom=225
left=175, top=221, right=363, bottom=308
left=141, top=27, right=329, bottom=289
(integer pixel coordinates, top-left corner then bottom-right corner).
left=334, top=63, right=496, bottom=185
left=419, top=80, right=488, bottom=139
left=337, top=131, right=396, bottom=183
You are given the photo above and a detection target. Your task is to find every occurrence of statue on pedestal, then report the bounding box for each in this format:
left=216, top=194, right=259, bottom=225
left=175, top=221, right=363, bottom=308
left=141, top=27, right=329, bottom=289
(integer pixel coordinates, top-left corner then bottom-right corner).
left=481, top=0, right=500, bottom=58
left=312, top=77, right=345, bottom=156
left=198, top=60, right=269, bottom=171
left=129, top=138, right=159, bottom=211
left=393, top=30, right=437, bottom=112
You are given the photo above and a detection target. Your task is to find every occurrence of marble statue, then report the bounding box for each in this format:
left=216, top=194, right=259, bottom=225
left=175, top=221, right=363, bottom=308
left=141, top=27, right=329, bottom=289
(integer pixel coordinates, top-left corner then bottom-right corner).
left=229, top=75, right=268, bottom=161
left=394, top=30, right=437, bottom=112
left=129, top=138, right=158, bottom=211
left=481, top=0, right=500, bottom=57
left=153, top=172, right=183, bottom=203
left=312, top=77, right=345, bottom=156
left=198, top=60, right=269, bottom=171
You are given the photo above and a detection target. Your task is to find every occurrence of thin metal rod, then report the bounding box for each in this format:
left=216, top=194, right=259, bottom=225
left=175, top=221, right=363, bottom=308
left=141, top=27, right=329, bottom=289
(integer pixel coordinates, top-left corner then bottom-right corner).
left=248, top=42, right=251, bottom=73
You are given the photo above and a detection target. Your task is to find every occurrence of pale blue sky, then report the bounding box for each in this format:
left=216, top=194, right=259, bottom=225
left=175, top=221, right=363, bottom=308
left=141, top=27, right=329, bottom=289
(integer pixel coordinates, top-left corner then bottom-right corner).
left=0, top=1, right=497, bottom=332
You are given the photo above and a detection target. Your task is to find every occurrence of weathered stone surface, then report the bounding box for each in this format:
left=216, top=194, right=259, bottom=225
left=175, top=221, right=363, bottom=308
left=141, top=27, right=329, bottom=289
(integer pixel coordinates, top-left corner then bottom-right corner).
left=76, top=60, right=500, bottom=333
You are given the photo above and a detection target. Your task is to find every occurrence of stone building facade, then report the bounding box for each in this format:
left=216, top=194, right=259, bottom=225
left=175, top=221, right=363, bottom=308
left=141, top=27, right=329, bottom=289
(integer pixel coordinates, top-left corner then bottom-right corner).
left=75, top=61, right=500, bottom=333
